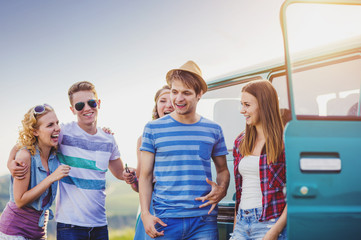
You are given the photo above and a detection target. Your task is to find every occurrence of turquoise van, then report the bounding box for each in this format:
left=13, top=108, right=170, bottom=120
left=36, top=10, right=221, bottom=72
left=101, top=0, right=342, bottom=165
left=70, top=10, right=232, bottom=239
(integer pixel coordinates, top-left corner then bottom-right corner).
left=200, top=1, right=361, bottom=239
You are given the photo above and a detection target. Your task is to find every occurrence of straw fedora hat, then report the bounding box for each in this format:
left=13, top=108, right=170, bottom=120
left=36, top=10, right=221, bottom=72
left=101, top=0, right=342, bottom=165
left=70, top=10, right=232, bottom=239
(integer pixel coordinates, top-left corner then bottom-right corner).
left=166, top=60, right=208, bottom=93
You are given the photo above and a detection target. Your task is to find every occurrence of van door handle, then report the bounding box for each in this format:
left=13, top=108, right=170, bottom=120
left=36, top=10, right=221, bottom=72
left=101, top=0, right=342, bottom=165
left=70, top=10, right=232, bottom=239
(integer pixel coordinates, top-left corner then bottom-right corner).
left=300, top=153, right=341, bottom=172
left=292, top=185, right=318, bottom=198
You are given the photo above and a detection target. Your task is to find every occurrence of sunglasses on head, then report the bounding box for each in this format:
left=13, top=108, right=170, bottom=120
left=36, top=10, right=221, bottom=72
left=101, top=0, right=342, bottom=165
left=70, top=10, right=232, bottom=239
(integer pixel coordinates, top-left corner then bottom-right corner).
left=33, top=104, right=53, bottom=116
left=74, top=99, right=98, bottom=111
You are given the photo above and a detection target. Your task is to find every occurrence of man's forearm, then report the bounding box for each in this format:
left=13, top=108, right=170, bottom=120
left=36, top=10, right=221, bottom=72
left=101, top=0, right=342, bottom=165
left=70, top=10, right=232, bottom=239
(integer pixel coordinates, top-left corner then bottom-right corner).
left=7, top=145, right=18, bottom=170
left=139, top=174, right=153, bottom=215
left=216, top=168, right=230, bottom=193
left=213, top=155, right=230, bottom=197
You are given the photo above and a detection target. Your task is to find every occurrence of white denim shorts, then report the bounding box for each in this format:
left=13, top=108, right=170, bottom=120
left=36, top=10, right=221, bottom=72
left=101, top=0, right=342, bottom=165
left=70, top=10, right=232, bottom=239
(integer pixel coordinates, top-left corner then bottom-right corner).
left=0, top=232, right=29, bottom=240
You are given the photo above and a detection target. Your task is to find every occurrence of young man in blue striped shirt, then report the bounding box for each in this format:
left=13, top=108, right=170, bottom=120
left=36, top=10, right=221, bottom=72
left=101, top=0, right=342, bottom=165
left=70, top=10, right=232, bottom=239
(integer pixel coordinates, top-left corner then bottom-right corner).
left=139, top=61, right=230, bottom=239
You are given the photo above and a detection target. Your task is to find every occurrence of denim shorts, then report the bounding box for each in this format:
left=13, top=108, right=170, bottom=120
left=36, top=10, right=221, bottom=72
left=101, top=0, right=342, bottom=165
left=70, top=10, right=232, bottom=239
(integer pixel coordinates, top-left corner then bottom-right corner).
left=0, top=232, right=28, bottom=240
left=230, top=208, right=287, bottom=240
left=153, top=215, right=218, bottom=240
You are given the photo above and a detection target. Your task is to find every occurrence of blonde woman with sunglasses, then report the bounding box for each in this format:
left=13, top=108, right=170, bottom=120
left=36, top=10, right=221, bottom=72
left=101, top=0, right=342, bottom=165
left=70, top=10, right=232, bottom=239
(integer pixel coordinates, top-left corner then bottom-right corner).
left=0, top=104, right=70, bottom=240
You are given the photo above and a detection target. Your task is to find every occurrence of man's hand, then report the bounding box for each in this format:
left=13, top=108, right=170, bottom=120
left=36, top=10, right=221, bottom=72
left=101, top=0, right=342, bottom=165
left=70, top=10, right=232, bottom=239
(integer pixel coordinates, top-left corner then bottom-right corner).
left=123, top=167, right=137, bottom=184
left=9, top=159, right=28, bottom=180
left=195, top=178, right=227, bottom=214
left=141, top=212, right=167, bottom=238
left=102, top=127, right=114, bottom=135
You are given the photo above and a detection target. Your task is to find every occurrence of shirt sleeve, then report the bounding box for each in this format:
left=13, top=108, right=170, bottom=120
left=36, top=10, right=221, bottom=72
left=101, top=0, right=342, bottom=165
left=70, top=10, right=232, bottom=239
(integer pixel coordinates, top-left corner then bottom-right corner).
left=212, top=126, right=229, bottom=157
left=139, top=122, right=155, bottom=153
left=109, top=137, right=121, bottom=160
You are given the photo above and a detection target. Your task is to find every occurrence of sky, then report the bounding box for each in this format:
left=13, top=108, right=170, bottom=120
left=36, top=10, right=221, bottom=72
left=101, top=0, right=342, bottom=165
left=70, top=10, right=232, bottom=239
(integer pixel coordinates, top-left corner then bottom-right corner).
left=0, top=0, right=288, bottom=176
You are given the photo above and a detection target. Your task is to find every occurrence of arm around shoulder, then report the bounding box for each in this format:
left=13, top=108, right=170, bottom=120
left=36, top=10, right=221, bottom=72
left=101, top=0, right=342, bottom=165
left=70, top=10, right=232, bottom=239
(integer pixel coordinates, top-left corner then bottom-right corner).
left=7, top=145, right=29, bottom=179
left=7, top=145, right=18, bottom=170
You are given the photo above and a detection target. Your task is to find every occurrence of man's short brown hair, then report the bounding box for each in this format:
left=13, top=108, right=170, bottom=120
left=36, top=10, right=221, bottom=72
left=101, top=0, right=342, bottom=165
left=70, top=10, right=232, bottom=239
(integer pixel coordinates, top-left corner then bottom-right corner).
left=168, top=70, right=203, bottom=95
left=68, top=81, right=98, bottom=105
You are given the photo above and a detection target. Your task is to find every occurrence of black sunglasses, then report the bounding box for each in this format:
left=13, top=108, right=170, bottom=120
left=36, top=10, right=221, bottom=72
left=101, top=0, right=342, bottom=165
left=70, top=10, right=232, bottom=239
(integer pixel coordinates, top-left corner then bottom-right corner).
left=74, top=99, right=98, bottom=111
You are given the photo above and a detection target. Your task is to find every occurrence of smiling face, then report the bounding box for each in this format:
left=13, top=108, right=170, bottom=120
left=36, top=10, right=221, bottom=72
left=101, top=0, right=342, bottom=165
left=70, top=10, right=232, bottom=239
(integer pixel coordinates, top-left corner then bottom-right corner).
left=70, top=90, right=100, bottom=129
left=33, top=111, right=60, bottom=149
left=156, top=90, right=174, bottom=118
left=170, top=79, right=201, bottom=117
left=240, top=91, right=260, bottom=127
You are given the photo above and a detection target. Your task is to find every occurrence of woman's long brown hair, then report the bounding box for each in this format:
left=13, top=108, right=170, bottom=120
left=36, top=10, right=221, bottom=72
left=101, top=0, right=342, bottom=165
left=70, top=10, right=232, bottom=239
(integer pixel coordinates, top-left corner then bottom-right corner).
left=239, top=80, right=284, bottom=164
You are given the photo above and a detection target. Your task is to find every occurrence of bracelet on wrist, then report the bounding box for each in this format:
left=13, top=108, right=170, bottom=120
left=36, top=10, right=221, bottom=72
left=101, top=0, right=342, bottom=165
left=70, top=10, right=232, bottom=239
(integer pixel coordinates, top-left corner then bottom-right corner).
left=131, top=176, right=138, bottom=187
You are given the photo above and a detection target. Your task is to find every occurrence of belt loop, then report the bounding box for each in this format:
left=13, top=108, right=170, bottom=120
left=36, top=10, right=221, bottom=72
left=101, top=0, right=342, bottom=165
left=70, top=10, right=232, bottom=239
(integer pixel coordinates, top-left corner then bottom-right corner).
left=255, top=207, right=262, bottom=219
left=237, top=206, right=242, bottom=217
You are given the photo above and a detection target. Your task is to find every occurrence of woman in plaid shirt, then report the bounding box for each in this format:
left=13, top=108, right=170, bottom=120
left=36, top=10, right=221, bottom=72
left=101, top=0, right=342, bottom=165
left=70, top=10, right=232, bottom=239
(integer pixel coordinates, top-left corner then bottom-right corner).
left=230, top=80, right=287, bottom=240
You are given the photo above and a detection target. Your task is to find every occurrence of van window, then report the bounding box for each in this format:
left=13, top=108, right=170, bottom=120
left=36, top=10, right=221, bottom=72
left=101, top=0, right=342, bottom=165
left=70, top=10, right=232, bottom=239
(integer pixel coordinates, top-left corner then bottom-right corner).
left=270, top=74, right=292, bottom=126
left=271, top=74, right=289, bottom=110
left=199, top=81, right=255, bottom=151
left=291, top=56, right=360, bottom=118
left=284, top=3, right=361, bottom=120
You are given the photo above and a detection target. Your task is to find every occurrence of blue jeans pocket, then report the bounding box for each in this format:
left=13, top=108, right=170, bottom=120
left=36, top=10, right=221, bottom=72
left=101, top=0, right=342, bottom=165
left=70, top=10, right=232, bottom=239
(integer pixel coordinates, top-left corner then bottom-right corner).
left=57, top=223, right=74, bottom=230
left=155, top=218, right=168, bottom=232
left=200, top=215, right=217, bottom=223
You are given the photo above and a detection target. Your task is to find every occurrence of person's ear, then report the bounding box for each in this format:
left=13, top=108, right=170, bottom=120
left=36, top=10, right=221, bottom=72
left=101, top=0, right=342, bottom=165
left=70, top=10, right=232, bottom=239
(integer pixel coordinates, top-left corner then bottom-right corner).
left=33, top=129, right=39, bottom=137
left=197, top=91, right=203, bottom=101
left=70, top=106, right=76, bottom=115
left=97, top=99, right=101, bottom=109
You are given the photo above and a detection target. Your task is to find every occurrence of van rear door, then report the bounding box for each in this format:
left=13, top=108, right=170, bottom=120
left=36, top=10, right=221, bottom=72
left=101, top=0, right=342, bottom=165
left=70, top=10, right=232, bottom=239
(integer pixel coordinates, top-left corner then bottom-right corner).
left=281, top=1, right=361, bottom=239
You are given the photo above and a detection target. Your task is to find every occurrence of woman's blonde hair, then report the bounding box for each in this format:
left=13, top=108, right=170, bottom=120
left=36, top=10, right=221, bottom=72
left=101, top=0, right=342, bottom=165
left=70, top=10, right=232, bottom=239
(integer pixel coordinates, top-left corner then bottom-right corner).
left=17, top=105, right=55, bottom=155
left=152, top=85, right=171, bottom=120
left=239, top=80, right=284, bottom=164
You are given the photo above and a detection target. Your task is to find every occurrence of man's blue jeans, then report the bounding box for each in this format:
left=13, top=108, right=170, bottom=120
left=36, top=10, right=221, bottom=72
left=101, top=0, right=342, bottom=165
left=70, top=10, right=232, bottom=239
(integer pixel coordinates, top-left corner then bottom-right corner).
left=152, top=215, right=218, bottom=240
left=57, top=222, right=109, bottom=240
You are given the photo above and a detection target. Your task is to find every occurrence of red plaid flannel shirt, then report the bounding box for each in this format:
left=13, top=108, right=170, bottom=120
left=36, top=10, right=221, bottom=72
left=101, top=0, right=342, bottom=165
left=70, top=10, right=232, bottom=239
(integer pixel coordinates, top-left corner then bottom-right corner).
left=233, top=133, right=286, bottom=221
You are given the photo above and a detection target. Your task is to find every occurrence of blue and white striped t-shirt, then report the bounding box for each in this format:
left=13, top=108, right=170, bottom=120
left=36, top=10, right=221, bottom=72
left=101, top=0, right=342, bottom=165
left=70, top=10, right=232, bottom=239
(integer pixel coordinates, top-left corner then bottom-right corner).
left=55, top=121, right=120, bottom=227
left=140, top=115, right=228, bottom=218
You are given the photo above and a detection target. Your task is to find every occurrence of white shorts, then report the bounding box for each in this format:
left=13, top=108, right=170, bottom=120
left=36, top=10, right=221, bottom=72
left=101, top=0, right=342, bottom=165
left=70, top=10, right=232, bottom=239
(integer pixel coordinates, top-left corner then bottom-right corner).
left=0, top=232, right=28, bottom=240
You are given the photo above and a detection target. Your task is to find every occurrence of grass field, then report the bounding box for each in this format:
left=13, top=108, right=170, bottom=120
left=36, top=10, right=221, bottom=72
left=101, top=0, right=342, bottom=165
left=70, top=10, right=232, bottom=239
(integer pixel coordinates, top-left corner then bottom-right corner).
left=106, top=178, right=139, bottom=238
left=105, top=179, right=139, bottom=216
left=109, top=227, right=136, bottom=240
left=105, top=178, right=139, bottom=237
